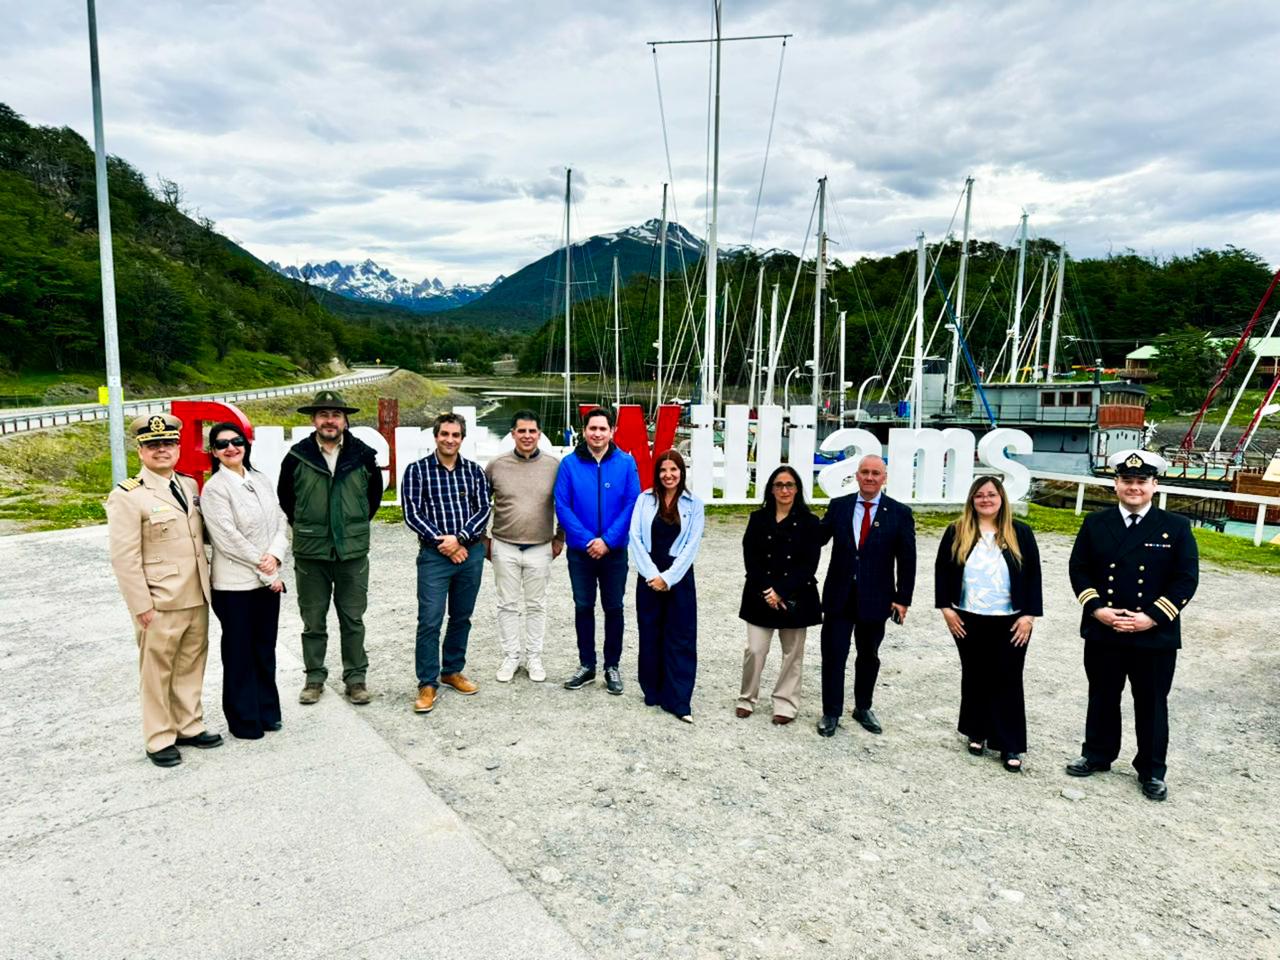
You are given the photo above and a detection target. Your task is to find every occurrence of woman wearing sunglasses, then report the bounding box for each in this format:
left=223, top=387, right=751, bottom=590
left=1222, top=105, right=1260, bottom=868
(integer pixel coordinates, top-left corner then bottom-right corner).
left=735, top=465, right=823, bottom=724
left=200, top=421, right=289, bottom=739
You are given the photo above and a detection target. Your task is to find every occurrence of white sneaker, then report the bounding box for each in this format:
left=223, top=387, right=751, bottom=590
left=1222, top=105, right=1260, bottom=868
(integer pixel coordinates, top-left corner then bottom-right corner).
left=526, top=656, right=546, bottom=683
left=495, top=656, right=520, bottom=683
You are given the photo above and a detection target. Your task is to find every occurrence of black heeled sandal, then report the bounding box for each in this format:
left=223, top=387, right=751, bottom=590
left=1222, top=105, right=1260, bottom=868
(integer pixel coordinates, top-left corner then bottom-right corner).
left=967, top=741, right=985, bottom=756
left=1002, top=752, right=1023, bottom=772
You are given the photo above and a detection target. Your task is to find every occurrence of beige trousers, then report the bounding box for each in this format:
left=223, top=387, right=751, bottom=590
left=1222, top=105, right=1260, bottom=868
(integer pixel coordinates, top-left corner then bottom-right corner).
left=136, top=604, right=209, bottom=752
left=737, top=624, right=807, bottom=719
left=491, top=539, right=553, bottom=659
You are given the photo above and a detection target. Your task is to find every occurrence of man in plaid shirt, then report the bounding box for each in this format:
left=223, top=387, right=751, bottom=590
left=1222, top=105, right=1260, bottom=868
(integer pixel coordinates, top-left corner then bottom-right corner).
left=403, top=413, right=492, bottom=714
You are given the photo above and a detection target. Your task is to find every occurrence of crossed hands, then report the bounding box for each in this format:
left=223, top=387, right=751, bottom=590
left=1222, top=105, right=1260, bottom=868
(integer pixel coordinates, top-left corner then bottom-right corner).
left=1094, top=607, right=1156, bottom=633
left=437, top=534, right=469, bottom=565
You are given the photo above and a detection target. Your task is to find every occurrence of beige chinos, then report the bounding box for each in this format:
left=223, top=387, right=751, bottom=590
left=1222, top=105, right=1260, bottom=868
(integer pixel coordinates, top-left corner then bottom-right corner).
left=737, top=624, right=807, bottom=719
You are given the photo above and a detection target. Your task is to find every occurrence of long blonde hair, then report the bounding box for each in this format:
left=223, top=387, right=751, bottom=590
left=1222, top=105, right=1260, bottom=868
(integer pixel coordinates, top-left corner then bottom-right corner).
left=950, top=475, right=1022, bottom=567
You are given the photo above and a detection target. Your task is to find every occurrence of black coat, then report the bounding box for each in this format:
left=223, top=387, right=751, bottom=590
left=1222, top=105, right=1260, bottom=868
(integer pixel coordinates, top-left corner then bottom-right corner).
left=818, top=493, right=916, bottom=621
left=1068, top=506, right=1198, bottom=650
left=738, top=508, right=823, bottom=628
left=933, top=520, right=1044, bottom=616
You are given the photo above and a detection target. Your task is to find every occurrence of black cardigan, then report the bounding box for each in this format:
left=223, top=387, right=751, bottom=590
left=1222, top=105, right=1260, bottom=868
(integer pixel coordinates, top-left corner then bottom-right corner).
left=933, top=520, right=1043, bottom=617
left=739, top=508, right=823, bottom=628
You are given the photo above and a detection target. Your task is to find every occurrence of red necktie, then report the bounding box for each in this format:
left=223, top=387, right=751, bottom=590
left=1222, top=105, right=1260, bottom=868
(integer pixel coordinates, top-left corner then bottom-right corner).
left=858, top=500, right=874, bottom=548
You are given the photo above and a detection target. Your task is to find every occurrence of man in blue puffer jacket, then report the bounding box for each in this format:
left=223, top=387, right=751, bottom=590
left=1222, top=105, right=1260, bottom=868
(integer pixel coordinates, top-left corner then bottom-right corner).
left=553, top=407, right=641, bottom=694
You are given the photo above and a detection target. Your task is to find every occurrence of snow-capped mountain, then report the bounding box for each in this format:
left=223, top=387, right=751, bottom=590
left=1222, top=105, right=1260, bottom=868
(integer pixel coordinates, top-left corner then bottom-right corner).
left=268, top=259, right=500, bottom=313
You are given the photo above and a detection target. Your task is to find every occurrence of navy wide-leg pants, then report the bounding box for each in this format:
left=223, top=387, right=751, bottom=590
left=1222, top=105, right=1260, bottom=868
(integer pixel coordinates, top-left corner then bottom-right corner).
left=635, top=572, right=697, bottom=716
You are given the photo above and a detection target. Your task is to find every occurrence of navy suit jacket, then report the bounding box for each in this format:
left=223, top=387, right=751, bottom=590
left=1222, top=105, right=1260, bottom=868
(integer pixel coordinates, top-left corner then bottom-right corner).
left=819, top=492, right=916, bottom=621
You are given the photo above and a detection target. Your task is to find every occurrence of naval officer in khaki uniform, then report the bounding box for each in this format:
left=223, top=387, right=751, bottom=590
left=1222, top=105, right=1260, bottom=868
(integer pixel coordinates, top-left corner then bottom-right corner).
left=106, top=413, right=222, bottom=767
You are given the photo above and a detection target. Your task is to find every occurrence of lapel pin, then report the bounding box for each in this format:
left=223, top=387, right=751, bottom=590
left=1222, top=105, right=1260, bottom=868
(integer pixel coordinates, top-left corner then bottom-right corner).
left=1162, top=532, right=1169, bottom=539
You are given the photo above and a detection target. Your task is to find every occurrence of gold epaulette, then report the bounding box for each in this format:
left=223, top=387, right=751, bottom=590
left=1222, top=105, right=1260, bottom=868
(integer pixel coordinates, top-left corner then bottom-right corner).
left=1154, top=596, right=1179, bottom=620
left=1076, top=588, right=1099, bottom=605
left=116, top=476, right=142, bottom=491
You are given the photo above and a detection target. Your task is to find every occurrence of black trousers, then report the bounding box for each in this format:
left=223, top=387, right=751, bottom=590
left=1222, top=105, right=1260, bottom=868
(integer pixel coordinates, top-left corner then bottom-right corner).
left=953, top=611, right=1027, bottom=753
left=819, top=610, right=887, bottom=718
left=1082, top=640, right=1177, bottom=780
left=635, top=573, right=697, bottom=716
left=212, top=587, right=282, bottom=740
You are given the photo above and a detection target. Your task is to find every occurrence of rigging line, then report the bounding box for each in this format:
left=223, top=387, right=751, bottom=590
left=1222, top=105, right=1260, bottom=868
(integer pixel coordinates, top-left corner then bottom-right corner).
left=768, top=189, right=820, bottom=378
left=747, top=39, right=787, bottom=249
left=649, top=47, right=700, bottom=322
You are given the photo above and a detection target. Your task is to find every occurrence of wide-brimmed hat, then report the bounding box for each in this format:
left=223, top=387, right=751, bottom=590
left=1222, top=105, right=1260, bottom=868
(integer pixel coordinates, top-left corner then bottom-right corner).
left=297, top=389, right=359, bottom=415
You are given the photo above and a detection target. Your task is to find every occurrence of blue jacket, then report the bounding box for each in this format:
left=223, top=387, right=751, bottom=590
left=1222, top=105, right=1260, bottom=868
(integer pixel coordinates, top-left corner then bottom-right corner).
left=627, top=489, right=705, bottom=586
left=553, top=442, right=641, bottom=551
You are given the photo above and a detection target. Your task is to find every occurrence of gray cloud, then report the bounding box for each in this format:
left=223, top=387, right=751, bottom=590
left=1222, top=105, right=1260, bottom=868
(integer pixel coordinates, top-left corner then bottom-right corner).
left=1, top=0, right=1277, bottom=284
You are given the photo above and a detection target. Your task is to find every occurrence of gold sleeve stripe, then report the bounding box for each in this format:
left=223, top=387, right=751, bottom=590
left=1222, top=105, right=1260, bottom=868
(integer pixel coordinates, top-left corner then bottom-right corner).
left=1154, top=597, right=1179, bottom=620
left=1076, top=588, right=1100, bottom=605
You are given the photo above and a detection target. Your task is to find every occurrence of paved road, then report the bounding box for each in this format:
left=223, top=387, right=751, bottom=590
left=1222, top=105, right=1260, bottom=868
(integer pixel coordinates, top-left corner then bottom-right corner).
left=0, top=524, right=590, bottom=960
left=0, top=367, right=396, bottom=436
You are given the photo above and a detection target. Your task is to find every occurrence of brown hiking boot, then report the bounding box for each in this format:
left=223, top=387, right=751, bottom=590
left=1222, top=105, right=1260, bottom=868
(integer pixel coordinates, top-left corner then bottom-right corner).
left=440, top=672, right=478, bottom=695
left=413, top=685, right=437, bottom=714
left=345, top=683, right=371, bottom=705
left=298, top=682, right=324, bottom=705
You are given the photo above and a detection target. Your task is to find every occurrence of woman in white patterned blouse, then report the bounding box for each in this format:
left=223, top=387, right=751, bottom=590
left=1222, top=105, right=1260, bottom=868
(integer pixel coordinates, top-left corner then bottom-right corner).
left=934, top=476, right=1042, bottom=772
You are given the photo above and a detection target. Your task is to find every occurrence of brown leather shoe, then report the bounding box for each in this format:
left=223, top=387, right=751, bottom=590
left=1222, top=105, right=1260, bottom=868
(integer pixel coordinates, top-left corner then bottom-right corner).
left=735, top=707, right=751, bottom=719
left=413, top=685, right=436, bottom=714
left=771, top=715, right=794, bottom=726
left=298, top=682, right=324, bottom=705
left=440, top=672, right=478, bottom=695
left=345, top=683, right=371, bottom=705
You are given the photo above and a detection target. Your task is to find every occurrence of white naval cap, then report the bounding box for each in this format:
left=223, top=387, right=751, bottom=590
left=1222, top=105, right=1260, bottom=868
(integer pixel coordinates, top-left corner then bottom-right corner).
left=1107, top=448, right=1167, bottom=476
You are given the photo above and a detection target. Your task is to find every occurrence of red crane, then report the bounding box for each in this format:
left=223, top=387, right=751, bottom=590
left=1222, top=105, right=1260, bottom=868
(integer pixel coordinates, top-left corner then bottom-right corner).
left=1178, top=267, right=1280, bottom=452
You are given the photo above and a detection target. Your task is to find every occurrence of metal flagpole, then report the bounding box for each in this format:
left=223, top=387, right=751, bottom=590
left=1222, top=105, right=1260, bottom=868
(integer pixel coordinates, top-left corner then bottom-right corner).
left=1010, top=212, right=1028, bottom=382
left=1046, top=246, right=1066, bottom=383
left=86, top=0, right=126, bottom=483
left=913, top=232, right=926, bottom=430
left=812, top=176, right=826, bottom=410
left=946, top=177, right=973, bottom=412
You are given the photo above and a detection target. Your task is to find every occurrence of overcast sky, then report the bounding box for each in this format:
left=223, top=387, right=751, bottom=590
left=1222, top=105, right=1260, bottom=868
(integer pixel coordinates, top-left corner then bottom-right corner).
left=3, top=1, right=1278, bottom=284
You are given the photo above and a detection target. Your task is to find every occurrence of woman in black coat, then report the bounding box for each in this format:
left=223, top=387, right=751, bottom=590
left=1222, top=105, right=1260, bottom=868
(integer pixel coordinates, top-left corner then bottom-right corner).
left=735, top=465, right=823, bottom=724
left=934, top=475, right=1043, bottom=772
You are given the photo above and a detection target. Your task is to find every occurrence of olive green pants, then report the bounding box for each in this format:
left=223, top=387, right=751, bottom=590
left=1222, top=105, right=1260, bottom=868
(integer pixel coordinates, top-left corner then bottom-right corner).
left=295, top=555, right=370, bottom=685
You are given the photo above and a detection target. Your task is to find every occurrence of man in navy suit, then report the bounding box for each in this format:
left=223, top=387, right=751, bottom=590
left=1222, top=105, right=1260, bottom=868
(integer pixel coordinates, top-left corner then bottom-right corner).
left=816, top=455, right=916, bottom=737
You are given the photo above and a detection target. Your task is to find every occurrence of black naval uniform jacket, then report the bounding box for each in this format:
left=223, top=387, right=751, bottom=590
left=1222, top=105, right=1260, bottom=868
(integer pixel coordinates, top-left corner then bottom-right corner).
left=1067, top=506, right=1198, bottom=650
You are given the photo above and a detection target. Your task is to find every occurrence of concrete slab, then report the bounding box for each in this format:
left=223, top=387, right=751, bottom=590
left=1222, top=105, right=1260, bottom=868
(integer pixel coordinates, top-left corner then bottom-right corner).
left=0, top=525, right=589, bottom=960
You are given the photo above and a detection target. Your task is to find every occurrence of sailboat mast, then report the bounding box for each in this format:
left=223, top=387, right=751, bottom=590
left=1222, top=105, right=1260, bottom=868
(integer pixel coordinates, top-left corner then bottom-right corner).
left=657, top=184, right=668, bottom=405
left=912, top=232, right=926, bottom=430
left=612, top=255, right=621, bottom=408
left=751, top=263, right=764, bottom=410
left=764, top=282, right=779, bottom=404
left=812, top=176, right=827, bottom=410
left=946, top=177, right=973, bottom=413
left=838, top=309, right=847, bottom=425
left=1010, top=212, right=1028, bottom=382
left=1046, top=245, right=1065, bottom=383
left=703, top=0, right=723, bottom=407
left=563, top=169, right=572, bottom=433
left=1032, top=255, right=1049, bottom=381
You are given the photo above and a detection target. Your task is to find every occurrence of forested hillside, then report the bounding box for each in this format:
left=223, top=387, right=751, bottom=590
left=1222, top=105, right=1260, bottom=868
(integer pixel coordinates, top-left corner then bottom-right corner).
left=0, top=104, right=515, bottom=385
left=518, top=235, right=1274, bottom=394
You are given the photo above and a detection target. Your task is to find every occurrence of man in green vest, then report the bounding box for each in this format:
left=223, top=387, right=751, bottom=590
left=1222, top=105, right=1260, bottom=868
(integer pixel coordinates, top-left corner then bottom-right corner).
left=277, top=390, right=384, bottom=705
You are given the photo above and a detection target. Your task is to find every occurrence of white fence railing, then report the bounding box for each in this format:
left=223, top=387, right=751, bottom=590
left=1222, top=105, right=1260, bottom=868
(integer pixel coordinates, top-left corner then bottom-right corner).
left=1032, top=470, right=1280, bottom=546
left=0, top=368, right=397, bottom=436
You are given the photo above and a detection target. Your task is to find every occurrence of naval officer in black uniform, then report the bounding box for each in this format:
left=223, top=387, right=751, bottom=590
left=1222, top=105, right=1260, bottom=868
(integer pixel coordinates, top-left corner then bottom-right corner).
left=1065, top=449, right=1198, bottom=801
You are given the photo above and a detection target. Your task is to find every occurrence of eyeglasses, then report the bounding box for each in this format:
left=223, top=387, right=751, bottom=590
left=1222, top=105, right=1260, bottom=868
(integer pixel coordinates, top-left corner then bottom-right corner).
left=772, top=481, right=797, bottom=490
left=212, top=437, right=247, bottom=451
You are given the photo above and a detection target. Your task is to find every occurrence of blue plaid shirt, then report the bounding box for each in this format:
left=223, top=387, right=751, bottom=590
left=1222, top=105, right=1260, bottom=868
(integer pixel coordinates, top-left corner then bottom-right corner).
left=402, top=453, right=491, bottom=545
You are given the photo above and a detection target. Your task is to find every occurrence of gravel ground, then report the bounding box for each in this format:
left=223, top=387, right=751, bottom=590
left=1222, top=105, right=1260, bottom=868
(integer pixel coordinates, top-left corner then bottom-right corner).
left=300, top=517, right=1280, bottom=960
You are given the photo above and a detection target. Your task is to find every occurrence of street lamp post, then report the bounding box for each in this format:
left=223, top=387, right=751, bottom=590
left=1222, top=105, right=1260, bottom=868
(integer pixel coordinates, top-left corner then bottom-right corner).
left=86, top=0, right=127, bottom=484
left=783, top=366, right=801, bottom=410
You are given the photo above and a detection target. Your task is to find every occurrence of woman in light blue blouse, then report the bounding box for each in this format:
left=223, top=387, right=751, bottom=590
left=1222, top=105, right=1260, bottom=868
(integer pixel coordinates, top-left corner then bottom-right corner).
left=628, top=450, right=705, bottom=723
left=934, top=476, right=1042, bottom=772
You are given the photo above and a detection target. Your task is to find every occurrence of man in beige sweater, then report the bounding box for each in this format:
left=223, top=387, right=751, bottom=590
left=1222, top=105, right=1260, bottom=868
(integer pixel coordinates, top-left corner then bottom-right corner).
left=484, top=409, right=564, bottom=682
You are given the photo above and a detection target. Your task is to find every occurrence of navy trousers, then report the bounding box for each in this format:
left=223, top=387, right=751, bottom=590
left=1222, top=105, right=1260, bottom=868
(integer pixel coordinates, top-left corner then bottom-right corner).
left=635, top=572, right=697, bottom=716
left=211, top=587, right=282, bottom=740
left=566, top=547, right=627, bottom=669
left=1083, top=640, right=1177, bottom=780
